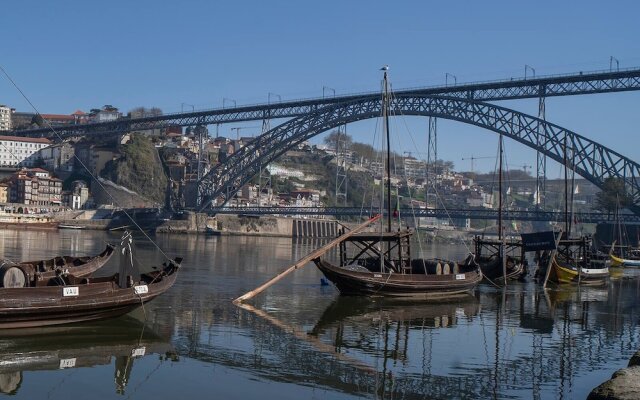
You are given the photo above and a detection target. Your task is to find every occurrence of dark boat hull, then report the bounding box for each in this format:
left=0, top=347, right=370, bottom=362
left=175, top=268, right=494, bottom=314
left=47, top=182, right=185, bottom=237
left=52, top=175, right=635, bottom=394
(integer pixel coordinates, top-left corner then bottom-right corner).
left=314, top=259, right=482, bottom=298
left=478, top=256, right=525, bottom=282
left=0, top=261, right=179, bottom=329
left=21, top=244, right=116, bottom=280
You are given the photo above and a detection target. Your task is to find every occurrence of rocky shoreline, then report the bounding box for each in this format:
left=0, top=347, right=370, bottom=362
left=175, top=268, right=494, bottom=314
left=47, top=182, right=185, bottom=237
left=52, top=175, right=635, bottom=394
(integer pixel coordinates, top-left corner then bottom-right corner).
left=588, top=350, right=640, bottom=399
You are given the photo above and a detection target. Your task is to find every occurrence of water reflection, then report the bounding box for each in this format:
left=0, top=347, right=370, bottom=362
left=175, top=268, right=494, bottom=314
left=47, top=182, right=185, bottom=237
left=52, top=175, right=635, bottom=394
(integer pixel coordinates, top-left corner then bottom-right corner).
left=3, top=232, right=640, bottom=399
left=0, top=316, right=177, bottom=395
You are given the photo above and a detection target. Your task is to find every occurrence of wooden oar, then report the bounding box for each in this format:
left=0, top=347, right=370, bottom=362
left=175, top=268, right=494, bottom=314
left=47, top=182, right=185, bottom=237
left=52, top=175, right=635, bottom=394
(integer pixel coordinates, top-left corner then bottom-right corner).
left=233, top=214, right=381, bottom=304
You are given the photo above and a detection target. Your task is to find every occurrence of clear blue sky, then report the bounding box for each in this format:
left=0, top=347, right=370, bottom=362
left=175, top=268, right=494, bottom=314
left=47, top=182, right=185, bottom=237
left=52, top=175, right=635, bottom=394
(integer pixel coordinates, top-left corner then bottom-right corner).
left=2, top=0, right=640, bottom=173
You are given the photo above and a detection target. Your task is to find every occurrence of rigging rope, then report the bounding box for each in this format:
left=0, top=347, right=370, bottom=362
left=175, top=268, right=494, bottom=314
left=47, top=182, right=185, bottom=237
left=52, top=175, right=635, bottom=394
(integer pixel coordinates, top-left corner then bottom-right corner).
left=0, top=64, right=173, bottom=264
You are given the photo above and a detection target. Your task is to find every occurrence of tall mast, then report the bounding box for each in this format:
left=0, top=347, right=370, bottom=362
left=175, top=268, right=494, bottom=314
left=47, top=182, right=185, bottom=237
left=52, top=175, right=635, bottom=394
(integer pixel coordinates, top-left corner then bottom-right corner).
left=498, top=134, right=503, bottom=240
left=563, top=134, right=569, bottom=236
left=382, top=66, right=392, bottom=233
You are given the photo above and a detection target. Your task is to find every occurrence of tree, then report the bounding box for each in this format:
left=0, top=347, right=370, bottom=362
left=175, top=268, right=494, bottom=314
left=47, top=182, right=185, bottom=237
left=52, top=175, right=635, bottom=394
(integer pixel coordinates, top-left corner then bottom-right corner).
left=594, top=177, right=633, bottom=214
left=323, top=130, right=352, bottom=151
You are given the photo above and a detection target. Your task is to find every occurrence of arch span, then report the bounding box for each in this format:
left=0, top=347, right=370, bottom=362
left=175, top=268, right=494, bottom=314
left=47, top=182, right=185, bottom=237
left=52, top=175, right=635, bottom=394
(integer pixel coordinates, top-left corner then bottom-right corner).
left=199, top=95, right=640, bottom=215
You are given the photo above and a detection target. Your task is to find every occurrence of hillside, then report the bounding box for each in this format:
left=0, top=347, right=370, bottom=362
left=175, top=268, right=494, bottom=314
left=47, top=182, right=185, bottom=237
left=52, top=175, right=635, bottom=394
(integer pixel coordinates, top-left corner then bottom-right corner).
left=100, top=134, right=168, bottom=203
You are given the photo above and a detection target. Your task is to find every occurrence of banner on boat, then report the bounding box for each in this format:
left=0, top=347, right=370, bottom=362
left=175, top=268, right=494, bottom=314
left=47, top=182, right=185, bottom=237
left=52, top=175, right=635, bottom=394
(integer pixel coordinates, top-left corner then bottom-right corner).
left=521, top=231, right=558, bottom=251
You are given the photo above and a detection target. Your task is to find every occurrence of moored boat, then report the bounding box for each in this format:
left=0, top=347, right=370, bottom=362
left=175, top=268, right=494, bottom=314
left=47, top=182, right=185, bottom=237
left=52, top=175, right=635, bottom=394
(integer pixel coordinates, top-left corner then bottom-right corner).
left=610, top=252, right=640, bottom=268
left=542, top=236, right=609, bottom=285
left=313, top=67, right=482, bottom=298
left=314, top=230, right=483, bottom=298
left=0, top=244, right=116, bottom=287
left=0, top=257, right=181, bottom=329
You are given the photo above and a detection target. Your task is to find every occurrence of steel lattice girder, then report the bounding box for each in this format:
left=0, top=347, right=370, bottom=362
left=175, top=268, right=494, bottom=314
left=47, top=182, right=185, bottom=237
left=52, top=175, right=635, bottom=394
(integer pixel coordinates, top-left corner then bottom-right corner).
left=208, top=207, right=640, bottom=223
left=199, top=95, right=640, bottom=215
left=8, top=69, right=640, bottom=138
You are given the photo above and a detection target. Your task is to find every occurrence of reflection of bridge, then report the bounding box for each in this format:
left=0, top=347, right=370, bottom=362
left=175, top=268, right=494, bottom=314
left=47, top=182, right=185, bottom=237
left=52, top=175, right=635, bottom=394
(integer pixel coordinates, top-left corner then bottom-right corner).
left=211, top=206, right=640, bottom=223
left=9, top=68, right=640, bottom=214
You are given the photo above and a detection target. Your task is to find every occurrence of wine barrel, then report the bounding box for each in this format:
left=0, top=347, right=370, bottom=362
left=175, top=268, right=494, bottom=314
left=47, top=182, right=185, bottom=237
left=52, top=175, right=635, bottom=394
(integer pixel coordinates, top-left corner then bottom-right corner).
left=442, top=263, right=451, bottom=275
left=0, top=265, right=27, bottom=288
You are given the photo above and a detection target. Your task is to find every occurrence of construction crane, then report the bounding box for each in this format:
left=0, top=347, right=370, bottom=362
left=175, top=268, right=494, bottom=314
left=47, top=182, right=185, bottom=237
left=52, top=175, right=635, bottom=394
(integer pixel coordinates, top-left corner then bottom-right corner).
left=507, top=163, right=534, bottom=174
left=461, top=155, right=494, bottom=175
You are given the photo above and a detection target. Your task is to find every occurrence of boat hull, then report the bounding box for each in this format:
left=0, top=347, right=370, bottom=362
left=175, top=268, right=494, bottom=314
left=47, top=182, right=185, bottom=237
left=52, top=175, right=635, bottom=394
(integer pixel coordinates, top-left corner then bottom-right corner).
left=478, top=256, right=525, bottom=282
left=610, top=254, right=640, bottom=268
left=549, top=259, right=609, bottom=285
left=0, top=261, right=179, bottom=329
left=314, top=259, right=482, bottom=299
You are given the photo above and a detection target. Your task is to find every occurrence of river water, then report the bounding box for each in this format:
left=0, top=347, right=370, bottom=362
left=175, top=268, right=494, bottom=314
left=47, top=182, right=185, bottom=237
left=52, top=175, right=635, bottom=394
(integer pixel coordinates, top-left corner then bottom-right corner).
left=0, top=229, right=639, bottom=399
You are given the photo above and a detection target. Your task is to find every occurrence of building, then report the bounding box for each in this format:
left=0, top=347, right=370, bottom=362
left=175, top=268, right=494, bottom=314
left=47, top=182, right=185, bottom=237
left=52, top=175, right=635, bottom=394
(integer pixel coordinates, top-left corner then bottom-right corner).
left=39, top=142, right=75, bottom=173
left=10, top=112, right=36, bottom=130
left=0, top=105, right=12, bottom=131
left=62, top=180, right=89, bottom=209
left=7, top=168, right=62, bottom=205
left=403, top=157, right=427, bottom=180
left=40, top=114, right=76, bottom=126
left=0, top=135, right=51, bottom=167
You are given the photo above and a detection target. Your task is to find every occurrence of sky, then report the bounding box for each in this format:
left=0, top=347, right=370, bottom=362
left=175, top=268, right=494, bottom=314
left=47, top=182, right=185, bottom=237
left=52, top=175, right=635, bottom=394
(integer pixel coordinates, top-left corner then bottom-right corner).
left=2, top=0, right=640, bottom=174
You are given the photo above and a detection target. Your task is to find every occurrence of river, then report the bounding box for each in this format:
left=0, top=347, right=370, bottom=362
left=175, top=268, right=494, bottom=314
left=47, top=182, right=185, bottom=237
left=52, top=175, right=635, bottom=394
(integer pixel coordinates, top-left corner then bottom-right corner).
left=0, top=229, right=638, bottom=399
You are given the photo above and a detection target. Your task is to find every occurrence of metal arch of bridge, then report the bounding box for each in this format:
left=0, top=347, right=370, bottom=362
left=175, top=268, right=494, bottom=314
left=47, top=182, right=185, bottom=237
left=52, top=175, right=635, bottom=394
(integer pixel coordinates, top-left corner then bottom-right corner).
left=198, top=94, right=640, bottom=216
left=8, top=68, right=640, bottom=138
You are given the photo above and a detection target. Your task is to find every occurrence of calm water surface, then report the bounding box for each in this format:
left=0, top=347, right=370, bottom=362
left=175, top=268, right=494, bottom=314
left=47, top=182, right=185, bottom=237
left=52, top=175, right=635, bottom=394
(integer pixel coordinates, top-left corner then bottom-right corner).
left=0, top=229, right=639, bottom=399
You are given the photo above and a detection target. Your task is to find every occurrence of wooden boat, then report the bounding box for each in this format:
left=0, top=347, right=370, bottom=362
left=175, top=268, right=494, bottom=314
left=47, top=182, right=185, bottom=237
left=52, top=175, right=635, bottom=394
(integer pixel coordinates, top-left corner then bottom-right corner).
left=314, top=230, right=483, bottom=298
left=473, top=236, right=525, bottom=283
left=0, top=257, right=181, bottom=328
left=313, top=68, right=482, bottom=298
left=610, top=252, right=640, bottom=267
left=58, top=224, right=86, bottom=230
left=543, top=236, right=609, bottom=285
left=472, top=135, right=526, bottom=283
left=0, top=244, right=116, bottom=287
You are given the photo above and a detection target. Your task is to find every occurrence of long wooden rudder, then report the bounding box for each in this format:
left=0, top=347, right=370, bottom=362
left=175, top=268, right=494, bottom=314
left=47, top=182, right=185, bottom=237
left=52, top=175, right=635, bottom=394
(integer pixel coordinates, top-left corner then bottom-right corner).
left=233, top=214, right=382, bottom=304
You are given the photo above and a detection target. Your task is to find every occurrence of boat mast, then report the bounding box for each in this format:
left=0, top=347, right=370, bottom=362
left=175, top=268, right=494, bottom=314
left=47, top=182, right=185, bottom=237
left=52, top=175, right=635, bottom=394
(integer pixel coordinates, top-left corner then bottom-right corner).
left=382, top=66, right=392, bottom=233
left=498, top=134, right=503, bottom=241
left=563, top=134, right=570, bottom=236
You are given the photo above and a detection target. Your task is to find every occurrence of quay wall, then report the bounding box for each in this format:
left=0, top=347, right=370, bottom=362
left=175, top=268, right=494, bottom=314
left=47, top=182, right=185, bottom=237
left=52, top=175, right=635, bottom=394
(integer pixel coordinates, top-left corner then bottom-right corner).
left=156, top=214, right=339, bottom=238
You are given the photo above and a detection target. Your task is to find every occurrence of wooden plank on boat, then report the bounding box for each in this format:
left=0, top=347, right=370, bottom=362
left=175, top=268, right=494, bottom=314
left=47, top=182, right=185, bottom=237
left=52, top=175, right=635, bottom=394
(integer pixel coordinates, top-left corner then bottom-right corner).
left=543, top=229, right=563, bottom=288
left=233, top=214, right=382, bottom=304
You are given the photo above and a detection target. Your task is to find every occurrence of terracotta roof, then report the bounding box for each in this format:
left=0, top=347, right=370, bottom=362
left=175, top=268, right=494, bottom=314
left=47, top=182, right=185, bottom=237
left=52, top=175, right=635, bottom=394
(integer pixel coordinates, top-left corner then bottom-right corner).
left=0, top=136, right=51, bottom=144
left=72, top=110, right=86, bottom=115
left=40, top=114, right=75, bottom=121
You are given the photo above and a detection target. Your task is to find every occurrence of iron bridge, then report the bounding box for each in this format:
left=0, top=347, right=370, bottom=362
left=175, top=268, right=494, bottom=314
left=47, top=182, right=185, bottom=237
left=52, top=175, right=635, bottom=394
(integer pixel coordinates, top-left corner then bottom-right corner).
left=210, top=207, right=640, bottom=224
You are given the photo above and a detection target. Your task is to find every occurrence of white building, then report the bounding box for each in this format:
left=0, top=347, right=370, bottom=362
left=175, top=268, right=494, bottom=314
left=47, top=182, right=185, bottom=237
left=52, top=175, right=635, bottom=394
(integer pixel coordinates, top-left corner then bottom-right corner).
left=0, top=135, right=51, bottom=167
left=0, top=105, right=12, bottom=131
left=266, top=164, right=305, bottom=179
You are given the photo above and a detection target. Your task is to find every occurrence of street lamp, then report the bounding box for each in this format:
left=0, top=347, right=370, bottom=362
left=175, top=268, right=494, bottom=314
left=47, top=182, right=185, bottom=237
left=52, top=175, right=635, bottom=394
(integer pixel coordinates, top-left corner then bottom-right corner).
left=525, top=64, right=536, bottom=80
left=445, top=73, right=457, bottom=86
left=322, top=86, right=336, bottom=98
left=610, top=56, right=620, bottom=72
left=268, top=92, right=281, bottom=104
left=181, top=103, right=195, bottom=112
left=223, top=98, right=237, bottom=109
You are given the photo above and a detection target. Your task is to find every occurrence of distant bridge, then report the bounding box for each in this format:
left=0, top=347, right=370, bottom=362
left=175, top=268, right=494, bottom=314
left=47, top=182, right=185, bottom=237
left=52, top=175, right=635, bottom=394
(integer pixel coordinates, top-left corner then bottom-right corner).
left=7, top=67, right=640, bottom=216
left=210, top=206, right=640, bottom=224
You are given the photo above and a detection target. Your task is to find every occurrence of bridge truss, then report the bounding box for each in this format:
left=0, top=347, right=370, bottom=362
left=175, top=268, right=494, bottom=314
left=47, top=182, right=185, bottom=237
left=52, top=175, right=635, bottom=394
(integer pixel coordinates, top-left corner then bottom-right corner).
left=198, top=95, right=640, bottom=215
left=8, top=68, right=640, bottom=138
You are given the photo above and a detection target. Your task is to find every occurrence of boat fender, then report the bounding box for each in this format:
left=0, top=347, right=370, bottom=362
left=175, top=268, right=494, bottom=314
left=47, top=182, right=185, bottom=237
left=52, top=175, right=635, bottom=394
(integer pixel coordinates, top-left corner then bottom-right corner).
left=436, top=263, right=442, bottom=275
